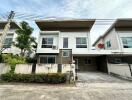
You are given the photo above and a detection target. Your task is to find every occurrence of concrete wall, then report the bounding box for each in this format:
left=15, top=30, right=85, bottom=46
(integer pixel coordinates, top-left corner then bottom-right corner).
left=107, top=63, right=132, bottom=78
left=36, top=64, right=75, bottom=73
left=0, top=63, right=10, bottom=74
left=15, top=64, right=32, bottom=74
left=36, top=64, right=58, bottom=73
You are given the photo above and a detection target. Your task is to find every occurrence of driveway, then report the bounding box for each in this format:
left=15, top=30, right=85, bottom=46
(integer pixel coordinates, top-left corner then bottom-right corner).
left=77, top=71, right=129, bottom=83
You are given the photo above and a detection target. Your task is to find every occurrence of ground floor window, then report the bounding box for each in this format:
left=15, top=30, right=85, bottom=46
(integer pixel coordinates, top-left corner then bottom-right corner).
left=39, top=56, right=56, bottom=64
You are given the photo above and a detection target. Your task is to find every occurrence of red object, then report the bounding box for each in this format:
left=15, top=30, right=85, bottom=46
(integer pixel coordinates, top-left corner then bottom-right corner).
left=98, top=43, right=104, bottom=49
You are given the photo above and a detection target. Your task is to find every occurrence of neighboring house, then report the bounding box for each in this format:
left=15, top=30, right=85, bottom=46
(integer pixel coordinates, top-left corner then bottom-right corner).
left=93, top=19, right=132, bottom=64
left=0, top=21, right=20, bottom=54
left=35, top=19, right=106, bottom=71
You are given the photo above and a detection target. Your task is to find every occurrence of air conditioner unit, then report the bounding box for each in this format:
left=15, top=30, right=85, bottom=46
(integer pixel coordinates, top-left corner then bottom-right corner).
left=52, top=45, right=57, bottom=50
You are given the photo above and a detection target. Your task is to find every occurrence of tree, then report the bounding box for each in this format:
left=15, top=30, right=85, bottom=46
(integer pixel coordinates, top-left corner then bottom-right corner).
left=14, top=21, right=36, bottom=56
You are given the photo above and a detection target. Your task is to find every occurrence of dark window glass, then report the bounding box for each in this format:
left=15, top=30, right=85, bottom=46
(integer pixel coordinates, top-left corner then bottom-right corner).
left=41, top=38, right=53, bottom=48
left=3, top=38, right=13, bottom=48
left=48, top=57, right=55, bottom=63
left=40, top=56, right=55, bottom=64
left=85, top=58, right=91, bottom=64
left=63, top=38, right=68, bottom=48
left=106, top=41, right=111, bottom=48
left=122, top=37, right=132, bottom=48
left=76, top=37, right=87, bottom=48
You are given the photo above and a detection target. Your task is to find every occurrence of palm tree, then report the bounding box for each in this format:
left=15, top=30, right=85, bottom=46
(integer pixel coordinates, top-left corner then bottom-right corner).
left=14, top=21, right=36, bottom=56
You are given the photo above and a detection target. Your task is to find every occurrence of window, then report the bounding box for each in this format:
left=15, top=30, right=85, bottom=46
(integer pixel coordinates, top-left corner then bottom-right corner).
left=3, top=38, right=13, bottom=48
left=106, top=41, right=111, bottom=48
left=85, top=58, right=91, bottom=64
left=121, top=37, right=132, bottom=48
left=76, top=37, right=87, bottom=48
left=40, top=56, right=55, bottom=64
left=41, top=38, right=53, bottom=48
left=62, top=50, right=69, bottom=57
left=63, top=37, right=68, bottom=48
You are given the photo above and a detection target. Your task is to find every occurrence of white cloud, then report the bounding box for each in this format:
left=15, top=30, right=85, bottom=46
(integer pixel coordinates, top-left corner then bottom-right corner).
left=1, top=0, right=132, bottom=45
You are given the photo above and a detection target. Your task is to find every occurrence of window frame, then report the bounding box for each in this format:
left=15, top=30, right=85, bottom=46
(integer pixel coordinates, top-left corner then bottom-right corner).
left=63, top=37, right=68, bottom=48
left=39, top=55, right=56, bottom=64
left=3, top=38, right=13, bottom=48
left=41, top=37, right=53, bottom=48
left=62, top=50, right=70, bottom=57
left=106, top=41, right=111, bottom=48
left=76, top=37, right=87, bottom=48
left=121, top=37, right=132, bottom=48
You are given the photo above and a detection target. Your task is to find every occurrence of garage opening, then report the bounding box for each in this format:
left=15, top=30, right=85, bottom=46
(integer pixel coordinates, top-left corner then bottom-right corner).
left=73, top=55, right=108, bottom=73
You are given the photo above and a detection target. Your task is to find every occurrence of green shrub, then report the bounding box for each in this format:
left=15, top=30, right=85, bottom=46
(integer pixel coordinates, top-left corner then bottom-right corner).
left=2, top=54, right=26, bottom=73
left=1, top=73, right=67, bottom=84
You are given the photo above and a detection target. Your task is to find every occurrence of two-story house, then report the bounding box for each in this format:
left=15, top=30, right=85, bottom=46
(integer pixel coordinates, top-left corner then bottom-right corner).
left=0, top=21, right=20, bottom=54
left=93, top=19, right=132, bottom=64
left=35, top=19, right=104, bottom=71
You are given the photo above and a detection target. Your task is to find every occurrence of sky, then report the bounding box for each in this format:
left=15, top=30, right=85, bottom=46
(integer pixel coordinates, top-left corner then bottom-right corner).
left=0, top=0, right=132, bottom=45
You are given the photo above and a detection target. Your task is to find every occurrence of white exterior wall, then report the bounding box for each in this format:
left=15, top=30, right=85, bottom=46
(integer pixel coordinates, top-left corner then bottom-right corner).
left=0, top=29, right=21, bottom=54
left=37, top=31, right=90, bottom=54
left=60, top=31, right=90, bottom=54
left=37, top=31, right=59, bottom=53
left=117, top=31, right=132, bottom=52
left=103, top=28, right=120, bottom=50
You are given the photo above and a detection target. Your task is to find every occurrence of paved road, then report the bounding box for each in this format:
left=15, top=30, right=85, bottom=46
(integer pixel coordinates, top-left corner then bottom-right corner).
left=0, top=72, right=132, bottom=100
left=77, top=71, right=129, bottom=83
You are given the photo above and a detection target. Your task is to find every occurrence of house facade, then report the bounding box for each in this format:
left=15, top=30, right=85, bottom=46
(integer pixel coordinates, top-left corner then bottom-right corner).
left=93, top=19, right=132, bottom=64
left=0, top=21, right=20, bottom=54
left=35, top=19, right=103, bottom=71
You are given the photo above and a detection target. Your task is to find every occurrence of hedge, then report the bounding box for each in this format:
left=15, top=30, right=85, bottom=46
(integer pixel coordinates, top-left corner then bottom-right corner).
left=1, top=73, right=67, bottom=84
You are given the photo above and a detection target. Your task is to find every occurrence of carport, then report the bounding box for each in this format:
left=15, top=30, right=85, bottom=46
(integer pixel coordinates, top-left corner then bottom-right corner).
left=73, top=54, right=108, bottom=73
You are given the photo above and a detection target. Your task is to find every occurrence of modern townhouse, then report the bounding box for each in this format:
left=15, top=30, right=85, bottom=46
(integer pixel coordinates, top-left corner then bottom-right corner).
left=93, top=19, right=132, bottom=77
left=0, top=21, right=20, bottom=54
left=35, top=19, right=109, bottom=72
left=93, top=19, right=132, bottom=64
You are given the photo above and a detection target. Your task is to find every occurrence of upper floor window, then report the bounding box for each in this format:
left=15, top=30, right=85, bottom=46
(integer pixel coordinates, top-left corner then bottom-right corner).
left=121, top=37, right=132, bottom=48
left=41, top=38, right=53, bottom=48
left=63, top=37, right=68, bottom=48
left=76, top=37, right=87, bottom=48
left=3, top=38, right=13, bottom=48
left=106, top=41, right=111, bottom=48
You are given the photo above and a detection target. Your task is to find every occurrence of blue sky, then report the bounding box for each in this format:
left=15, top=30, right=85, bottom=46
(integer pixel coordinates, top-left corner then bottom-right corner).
left=0, top=0, right=132, bottom=44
